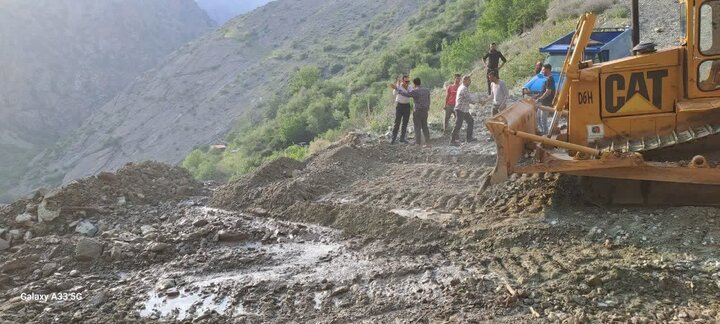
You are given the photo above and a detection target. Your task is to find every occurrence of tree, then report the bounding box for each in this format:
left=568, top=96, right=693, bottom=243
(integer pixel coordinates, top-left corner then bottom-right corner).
left=289, top=66, right=321, bottom=93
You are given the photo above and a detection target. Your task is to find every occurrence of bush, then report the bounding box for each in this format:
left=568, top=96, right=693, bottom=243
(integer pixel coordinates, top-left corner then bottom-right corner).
left=547, top=0, right=615, bottom=21
left=410, top=63, right=444, bottom=88
left=309, top=138, right=331, bottom=154
left=289, top=66, right=321, bottom=93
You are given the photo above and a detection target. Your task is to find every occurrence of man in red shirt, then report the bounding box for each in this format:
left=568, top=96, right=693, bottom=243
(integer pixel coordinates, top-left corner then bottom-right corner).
left=444, top=74, right=461, bottom=134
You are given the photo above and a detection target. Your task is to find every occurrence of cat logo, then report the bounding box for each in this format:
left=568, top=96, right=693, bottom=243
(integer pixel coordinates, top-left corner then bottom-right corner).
left=604, top=69, right=669, bottom=114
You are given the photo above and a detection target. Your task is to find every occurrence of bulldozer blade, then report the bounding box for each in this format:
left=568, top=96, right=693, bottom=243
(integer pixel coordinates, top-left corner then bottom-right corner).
left=486, top=99, right=537, bottom=184
left=581, top=176, right=720, bottom=206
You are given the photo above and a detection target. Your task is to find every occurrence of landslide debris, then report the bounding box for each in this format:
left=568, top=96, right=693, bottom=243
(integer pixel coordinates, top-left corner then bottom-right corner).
left=0, top=161, right=200, bottom=240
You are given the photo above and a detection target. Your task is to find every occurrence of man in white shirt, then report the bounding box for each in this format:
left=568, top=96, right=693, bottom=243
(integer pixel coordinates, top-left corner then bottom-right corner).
left=488, top=70, right=508, bottom=115
left=391, top=75, right=414, bottom=144
left=451, top=75, right=480, bottom=145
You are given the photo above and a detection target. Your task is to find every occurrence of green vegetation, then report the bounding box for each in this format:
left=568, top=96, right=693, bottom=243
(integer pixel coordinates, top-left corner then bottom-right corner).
left=182, top=0, right=598, bottom=181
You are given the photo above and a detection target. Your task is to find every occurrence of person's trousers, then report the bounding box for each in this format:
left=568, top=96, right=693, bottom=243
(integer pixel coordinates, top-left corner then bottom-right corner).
left=443, top=106, right=455, bottom=133
left=451, top=110, right=474, bottom=142
left=413, top=110, right=431, bottom=145
left=392, top=103, right=411, bottom=142
left=492, top=103, right=505, bottom=116
left=537, top=107, right=549, bottom=135
left=487, top=68, right=499, bottom=95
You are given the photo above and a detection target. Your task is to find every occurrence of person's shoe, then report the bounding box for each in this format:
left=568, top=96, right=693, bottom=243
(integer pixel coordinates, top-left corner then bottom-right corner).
left=423, top=144, right=432, bottom=148
left=399, top=139, right=409, bottom=144
left=467, top=138, right=478, bottom=143
left=449, top=141, right=460, bottom=146
left=390, top=140, right=396, bottom=145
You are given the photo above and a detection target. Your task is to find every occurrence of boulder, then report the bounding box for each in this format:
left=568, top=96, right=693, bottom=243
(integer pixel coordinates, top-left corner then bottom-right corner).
left=155, top=278, right=176, bottom=290
left=41, top=262, right=58, bottom=276
left=15, top=213, right=36, bottom=225
left=216, top=230, right=251, bottom=242
left=75, top=238, right=103, bottom=261
left=140, top=225, right=156, bottom=236
left=75, top=220, right=98, bottom=237
left=146, top=242, right=172, bottom=252
left=8, top=229, right=24, bottom=242
left=0, top=238, right=9, bottom=251
left=1, top=255, right=38, bottom=273
left=38, top=199, right=61, bottom=223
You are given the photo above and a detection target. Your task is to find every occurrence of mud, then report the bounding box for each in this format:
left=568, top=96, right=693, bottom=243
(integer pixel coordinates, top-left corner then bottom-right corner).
left=1, top=106, right=720, bottom=323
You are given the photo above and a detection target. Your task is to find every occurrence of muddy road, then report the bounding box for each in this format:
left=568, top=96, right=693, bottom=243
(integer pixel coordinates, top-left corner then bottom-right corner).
left=1, top=106, right=718, bottom=323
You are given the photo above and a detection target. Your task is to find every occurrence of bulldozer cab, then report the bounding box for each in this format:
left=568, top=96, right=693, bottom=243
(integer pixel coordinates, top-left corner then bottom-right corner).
left=693, top=0, right=720, bottom=95
left=485, top=0, right=720, bottom=205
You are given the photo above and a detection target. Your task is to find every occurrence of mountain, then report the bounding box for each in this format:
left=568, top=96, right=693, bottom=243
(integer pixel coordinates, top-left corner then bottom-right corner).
left=9, top=0, right=422, bottom=200
left=0, top=0, right=214, bottom=201
left=195, top=0, right=274, bottom=24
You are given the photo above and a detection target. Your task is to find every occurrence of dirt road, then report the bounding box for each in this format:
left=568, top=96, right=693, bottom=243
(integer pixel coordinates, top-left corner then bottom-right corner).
left=0, top=104, right=719, bottom=323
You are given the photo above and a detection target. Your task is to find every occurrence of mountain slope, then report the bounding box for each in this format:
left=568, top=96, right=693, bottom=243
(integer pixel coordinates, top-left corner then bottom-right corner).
left=0, top=0, right=214, bottom=200
left=195, top=0, right=273, bottom=24
left=10, top=0, right=422, bottom=199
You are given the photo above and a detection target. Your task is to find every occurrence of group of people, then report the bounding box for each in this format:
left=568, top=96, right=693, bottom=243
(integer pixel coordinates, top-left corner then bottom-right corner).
left=389, top=42, right=556, bottom=147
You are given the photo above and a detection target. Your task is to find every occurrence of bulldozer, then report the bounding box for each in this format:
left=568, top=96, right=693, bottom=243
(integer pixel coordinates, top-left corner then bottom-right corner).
left=486, top=0, right=720, bottom=205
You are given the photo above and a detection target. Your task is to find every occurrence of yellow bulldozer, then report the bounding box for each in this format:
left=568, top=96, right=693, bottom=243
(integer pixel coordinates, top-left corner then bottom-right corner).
left=486, top=0, right=720, bottom=205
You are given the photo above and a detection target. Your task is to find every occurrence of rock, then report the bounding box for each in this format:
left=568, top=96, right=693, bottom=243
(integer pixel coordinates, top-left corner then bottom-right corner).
left=117, top=196, right=127, bottom=206
left=0, top=238, right=9, bottom=251
left=86, top=291, right=108, bottom=307
left=75, top=220, right=98, bottom=236
left=156, top=278, right=176, bottom=290
left=146, top=242, right=172, bottom=252
left=37, top=199, right=61, bottom=223
left=96, top=172, right=117, bottom=182
left=25, top=203, right=38, bottom=214
left=216, top=230, right=251, bottom=242
left=702, top=310, right=717, bottom=318
left=8, top=229, right=24, bottom=242
left=250, top=208, right=268, bottom=216
left=330, top=286, right=350, bottom=297
left=586, top=274, right=603, bottom=287
left=1, top=255, right=38, bottom=273
left=23, top=231, right=33, bottom=241
left=75, top=238, right=103, bottom=261
left=655, top=27, right=664, bottom=33
left=15, top=213, right=36, bottom=225
left=117, top=232, right=141, bottom=243
left=192, top=219, right=208, bottom=227
left=110, top=242, right=129, bottom=260
left=140, top=225, right=156, bottom=236
left=165, top=288, right=180, bottom=297
left=70, top=269, right=80, bottom=277
left=41, top=262, right=58, bottom=276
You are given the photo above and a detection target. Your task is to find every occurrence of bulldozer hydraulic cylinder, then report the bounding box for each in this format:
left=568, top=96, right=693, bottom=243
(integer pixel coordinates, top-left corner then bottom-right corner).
left=508, top=129, right=601, bottom=157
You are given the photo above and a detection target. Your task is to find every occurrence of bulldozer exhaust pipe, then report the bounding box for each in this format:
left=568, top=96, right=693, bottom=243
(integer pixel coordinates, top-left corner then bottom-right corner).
left=631, top=0, right=640, bottom=47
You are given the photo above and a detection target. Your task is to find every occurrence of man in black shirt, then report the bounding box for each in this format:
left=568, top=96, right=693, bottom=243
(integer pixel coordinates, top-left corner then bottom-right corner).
left=534, top=64, right=556, bottom=135
left=483, top=43, right=507, bottom=95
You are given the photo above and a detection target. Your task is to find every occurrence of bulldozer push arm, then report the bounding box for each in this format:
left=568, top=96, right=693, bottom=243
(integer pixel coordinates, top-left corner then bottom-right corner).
left=485, top=1, right=720, bottom=205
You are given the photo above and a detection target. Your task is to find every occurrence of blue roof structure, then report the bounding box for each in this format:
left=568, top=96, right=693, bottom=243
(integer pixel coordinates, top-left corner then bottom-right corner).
left=540, top=29, right=629, bottom=54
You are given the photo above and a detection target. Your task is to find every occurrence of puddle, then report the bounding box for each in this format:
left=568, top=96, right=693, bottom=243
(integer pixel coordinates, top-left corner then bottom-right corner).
left=140, top=240, right=368, bottom=319
left=391, top=208, right=455, bottom=222
left=140, top=291, right=230, bottom=320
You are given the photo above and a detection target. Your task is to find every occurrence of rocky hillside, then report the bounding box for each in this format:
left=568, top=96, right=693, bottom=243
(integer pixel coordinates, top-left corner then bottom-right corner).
left=10, top=0, right=421, bottom=200
left=0, top=0, right=214, bottom=201
left=195, top=0, right=273, bottom=24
